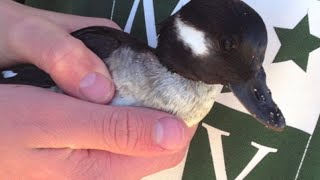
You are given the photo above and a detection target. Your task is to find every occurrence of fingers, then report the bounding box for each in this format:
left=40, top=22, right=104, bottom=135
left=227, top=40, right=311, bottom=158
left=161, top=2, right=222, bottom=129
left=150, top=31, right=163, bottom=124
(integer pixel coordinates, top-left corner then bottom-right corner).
left=6, top=16, right=114, bottom=103
left=25, top=146, right=188, bottom=180
left=1, top=85, right=196, bottom=157
left=73, top=148, right=188, bottom=180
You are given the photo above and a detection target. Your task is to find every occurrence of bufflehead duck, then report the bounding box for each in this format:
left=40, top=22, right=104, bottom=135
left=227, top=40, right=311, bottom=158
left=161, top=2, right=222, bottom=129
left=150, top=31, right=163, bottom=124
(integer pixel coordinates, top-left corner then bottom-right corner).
left=0, top=0, right=286, bottom=131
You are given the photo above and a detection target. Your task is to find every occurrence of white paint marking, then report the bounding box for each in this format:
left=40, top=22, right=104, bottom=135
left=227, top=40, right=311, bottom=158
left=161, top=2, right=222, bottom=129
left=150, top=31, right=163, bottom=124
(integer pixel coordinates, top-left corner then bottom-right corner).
left=294, top=135, right=313, bottom=180
left=110, top=0, right=116, bottom=20
left=143, top=0, right=157, bottom=48
left=175, top=18, right=210, bottom=56
left=203, top=123, right=230, bottom=180
left=2, top=70, right=17, bottom=78
left=124, top=0, right=140, bottom=33
left=203, top=123, right=281, bottom=180
left=235, top=142, right=278, bottom=180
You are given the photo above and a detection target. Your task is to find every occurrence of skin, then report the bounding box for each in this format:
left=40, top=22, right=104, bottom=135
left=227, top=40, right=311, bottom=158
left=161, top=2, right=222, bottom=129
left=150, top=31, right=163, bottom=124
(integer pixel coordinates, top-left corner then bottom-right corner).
left=0, top=1, right=197, bottom=179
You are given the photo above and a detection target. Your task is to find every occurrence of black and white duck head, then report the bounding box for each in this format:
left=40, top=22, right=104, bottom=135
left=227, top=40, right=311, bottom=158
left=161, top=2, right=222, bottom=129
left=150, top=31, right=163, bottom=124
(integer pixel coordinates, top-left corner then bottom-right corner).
left=157, top=0, right=286, bottom=131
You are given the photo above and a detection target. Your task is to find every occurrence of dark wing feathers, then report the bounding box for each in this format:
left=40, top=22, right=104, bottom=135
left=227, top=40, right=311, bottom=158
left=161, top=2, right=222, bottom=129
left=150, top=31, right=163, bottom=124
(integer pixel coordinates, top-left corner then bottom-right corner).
left=0, top=64, right=55, bottom=87
left=71, top=26, right=122, bottom=59
left=71, top=26, right=152, bottom=58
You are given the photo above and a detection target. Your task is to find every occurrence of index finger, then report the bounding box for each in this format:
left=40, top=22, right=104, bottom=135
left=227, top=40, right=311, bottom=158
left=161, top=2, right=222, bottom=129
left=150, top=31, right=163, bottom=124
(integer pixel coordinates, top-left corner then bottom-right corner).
left=5, top=16, right=114, bottom=103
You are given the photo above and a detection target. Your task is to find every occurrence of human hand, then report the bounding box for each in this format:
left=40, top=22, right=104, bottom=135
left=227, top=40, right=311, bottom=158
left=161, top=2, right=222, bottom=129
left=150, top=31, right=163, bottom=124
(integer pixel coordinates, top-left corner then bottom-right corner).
left=0, top=0, right=120, bottom=103
left=0, top=85, right=196, bottom=179
left=0, top=1, right=197, bottom=179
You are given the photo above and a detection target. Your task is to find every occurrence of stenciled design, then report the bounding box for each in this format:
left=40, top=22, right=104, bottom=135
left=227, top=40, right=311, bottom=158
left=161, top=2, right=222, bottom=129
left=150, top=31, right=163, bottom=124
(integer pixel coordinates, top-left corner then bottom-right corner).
left=274, top=15, right=320, bottom=71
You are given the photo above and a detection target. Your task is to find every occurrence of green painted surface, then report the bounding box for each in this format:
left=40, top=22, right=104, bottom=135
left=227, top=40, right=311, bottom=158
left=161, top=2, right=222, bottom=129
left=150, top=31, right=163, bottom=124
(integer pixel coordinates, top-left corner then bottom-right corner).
left=298, top=117, right=320, bottom=180
left=26, top=0, right=114, bottom=17
left=183, top=103, right=310, bottom=180
left=112, top=0, right=135, bottom=28
left=26, top=0, right=73, bottom=13
left=274, top=15, right=320, bottom=71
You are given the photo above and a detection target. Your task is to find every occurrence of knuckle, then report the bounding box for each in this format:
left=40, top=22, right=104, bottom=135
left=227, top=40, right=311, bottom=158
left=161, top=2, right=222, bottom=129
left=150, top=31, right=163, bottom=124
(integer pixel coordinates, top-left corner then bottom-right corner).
left=8, top=15, right=88, bottom=74
left=102, top=109, right=142, bottom=152
left=7, top=16, right=44, bottom=58
left=43, top=37, right=85, bottom=74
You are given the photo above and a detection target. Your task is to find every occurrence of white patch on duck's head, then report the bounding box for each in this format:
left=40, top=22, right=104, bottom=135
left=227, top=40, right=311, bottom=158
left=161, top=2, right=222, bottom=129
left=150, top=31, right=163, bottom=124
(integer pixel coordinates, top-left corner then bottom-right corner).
left=175, top=17, right=210, bottom=56
left=1, top=70, right=18, bottom=78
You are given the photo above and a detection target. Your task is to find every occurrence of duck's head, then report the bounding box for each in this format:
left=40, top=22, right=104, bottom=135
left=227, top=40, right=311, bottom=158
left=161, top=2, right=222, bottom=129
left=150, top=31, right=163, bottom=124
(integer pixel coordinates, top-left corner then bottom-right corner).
left=157, top=0, right=286, bottom=131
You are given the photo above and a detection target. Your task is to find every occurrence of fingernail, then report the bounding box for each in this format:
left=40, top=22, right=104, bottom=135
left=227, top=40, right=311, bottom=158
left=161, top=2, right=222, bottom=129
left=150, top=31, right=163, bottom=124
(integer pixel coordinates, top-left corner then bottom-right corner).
left=79, top=72, right=114, bottom=103
left=153, top=118, right=186, bottom=150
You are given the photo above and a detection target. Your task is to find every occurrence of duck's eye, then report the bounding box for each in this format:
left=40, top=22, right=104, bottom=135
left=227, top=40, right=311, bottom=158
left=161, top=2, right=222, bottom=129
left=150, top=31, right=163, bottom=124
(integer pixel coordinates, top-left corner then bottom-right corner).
left=221, top=37, right=236, bottom=51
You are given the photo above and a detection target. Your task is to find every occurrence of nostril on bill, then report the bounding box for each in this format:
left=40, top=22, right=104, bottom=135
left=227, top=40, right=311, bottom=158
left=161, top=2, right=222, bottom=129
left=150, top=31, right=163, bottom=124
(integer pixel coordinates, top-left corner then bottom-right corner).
left=253, top=88, right=266, bottom=102
left=253, top=88, right=261, bottom=101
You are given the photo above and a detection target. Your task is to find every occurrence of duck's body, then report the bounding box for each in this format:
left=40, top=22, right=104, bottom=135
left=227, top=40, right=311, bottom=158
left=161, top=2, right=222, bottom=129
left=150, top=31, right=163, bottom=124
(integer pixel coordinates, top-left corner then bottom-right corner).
left=63, top=26, right=220, bottom=127
left=106, top=47, right=219, bottom=126
left=0, top=0, right=286, bottom=131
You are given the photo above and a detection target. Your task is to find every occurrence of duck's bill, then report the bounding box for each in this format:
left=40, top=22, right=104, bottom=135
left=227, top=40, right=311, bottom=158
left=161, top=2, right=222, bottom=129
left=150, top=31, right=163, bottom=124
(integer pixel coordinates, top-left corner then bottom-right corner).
left=229, top=68, right=286, bottom=131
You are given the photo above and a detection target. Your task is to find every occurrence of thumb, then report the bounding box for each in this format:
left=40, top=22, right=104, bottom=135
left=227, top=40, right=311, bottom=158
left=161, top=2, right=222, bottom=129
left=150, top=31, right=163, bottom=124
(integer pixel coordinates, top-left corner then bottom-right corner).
left=2, top=85, right=196, bottom=156
left=8, top=16, right=114, bottom=103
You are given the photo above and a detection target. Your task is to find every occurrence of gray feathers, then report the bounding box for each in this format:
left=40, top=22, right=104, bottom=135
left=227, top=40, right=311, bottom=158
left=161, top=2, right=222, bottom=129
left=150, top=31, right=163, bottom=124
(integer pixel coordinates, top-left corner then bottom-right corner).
left=106, top=47, right=221, bottom=126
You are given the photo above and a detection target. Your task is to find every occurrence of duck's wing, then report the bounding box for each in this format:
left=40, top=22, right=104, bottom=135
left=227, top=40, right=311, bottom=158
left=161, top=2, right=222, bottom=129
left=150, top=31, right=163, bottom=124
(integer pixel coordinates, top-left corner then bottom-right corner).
left=0, top=64, right=55, bottom=88
left=71, top=26, right=152, bottom=60
left=0, top=26, right=151, bottom=88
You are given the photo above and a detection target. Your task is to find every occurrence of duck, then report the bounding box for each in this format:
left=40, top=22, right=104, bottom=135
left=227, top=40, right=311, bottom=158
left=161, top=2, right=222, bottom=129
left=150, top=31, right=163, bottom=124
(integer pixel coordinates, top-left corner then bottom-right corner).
left=0, top=0, right=286, bottom=131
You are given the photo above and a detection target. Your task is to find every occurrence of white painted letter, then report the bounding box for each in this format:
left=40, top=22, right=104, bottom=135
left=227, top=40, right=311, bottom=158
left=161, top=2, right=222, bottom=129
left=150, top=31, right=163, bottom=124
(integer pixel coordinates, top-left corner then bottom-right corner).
left=203, top=123, right=278, bottom=180
left=235, top=142, right=278, bottom=180
left=143, top=0, right=157, bottom=47
left=202, top=123, right=230, bottom=180
left=124, top=0, right=141, bottom=33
